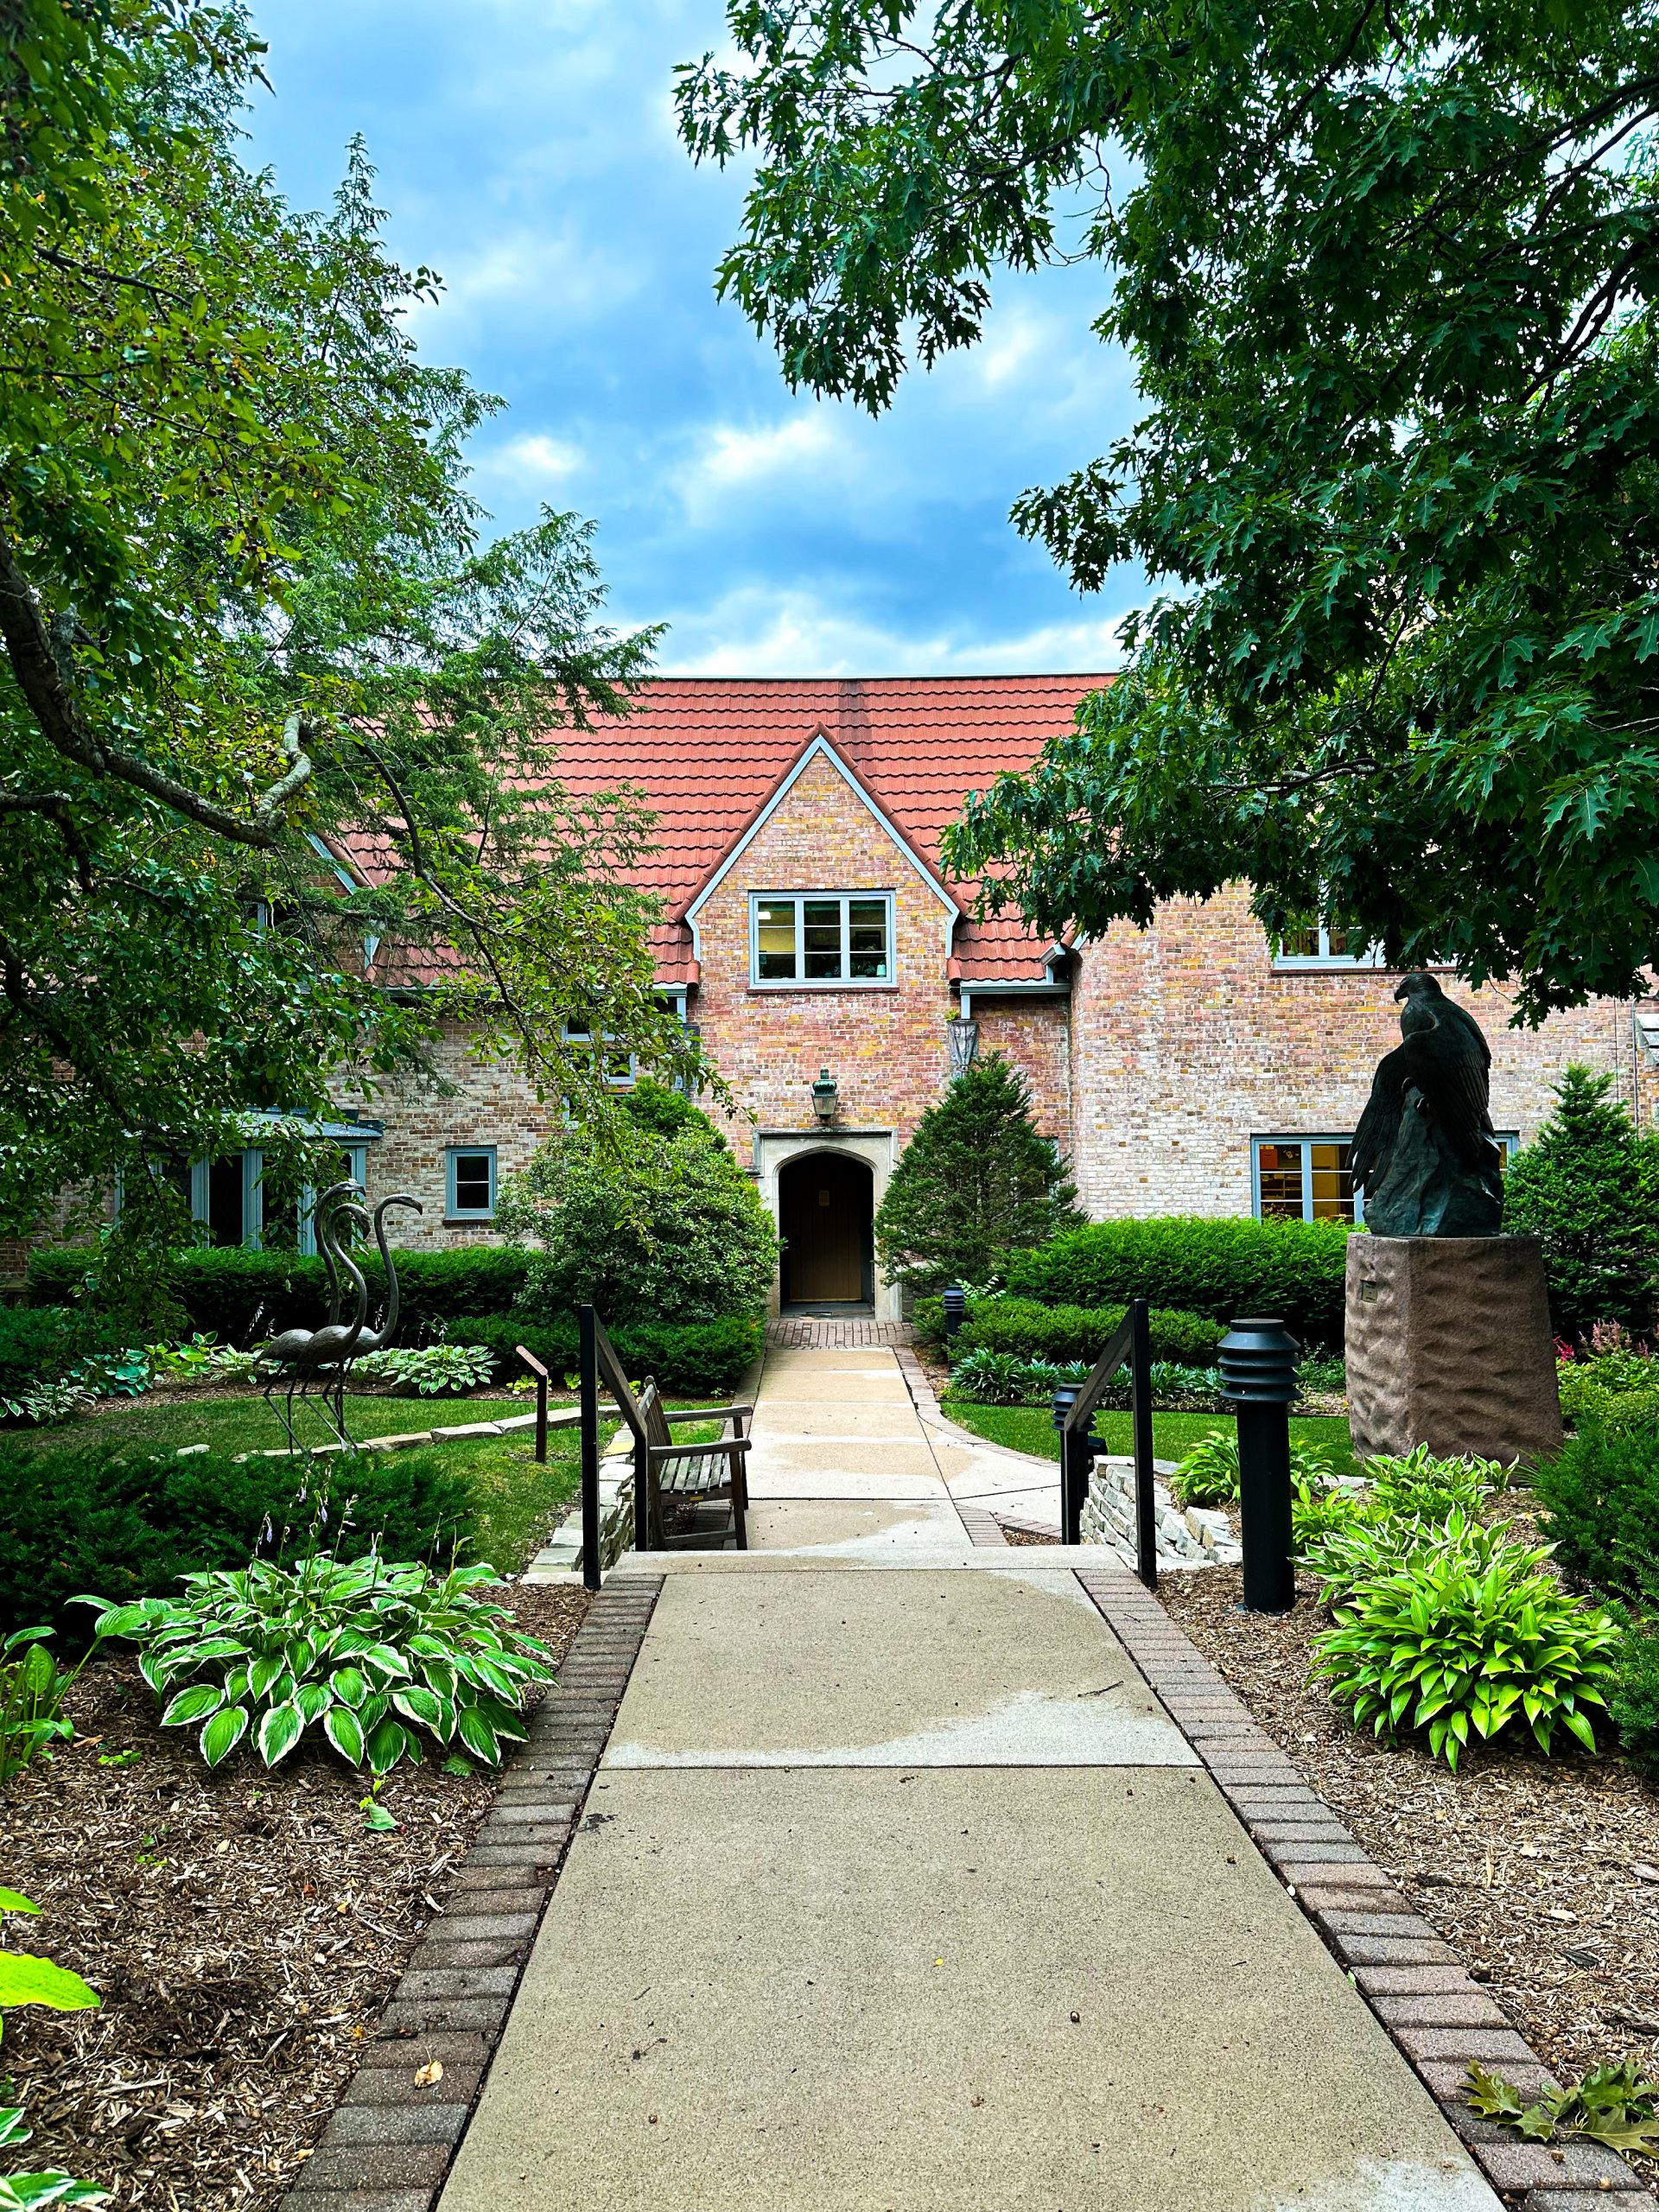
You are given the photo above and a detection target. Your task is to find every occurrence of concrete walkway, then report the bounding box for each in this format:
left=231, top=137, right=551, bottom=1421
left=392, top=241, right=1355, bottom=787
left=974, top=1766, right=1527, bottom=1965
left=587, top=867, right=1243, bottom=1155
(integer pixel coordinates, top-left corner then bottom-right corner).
left=440, top=1346, right=1500, bottom=2212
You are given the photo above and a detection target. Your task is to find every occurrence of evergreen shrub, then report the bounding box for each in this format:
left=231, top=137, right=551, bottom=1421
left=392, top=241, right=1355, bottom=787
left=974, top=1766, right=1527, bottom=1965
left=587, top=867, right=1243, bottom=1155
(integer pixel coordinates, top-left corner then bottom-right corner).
left=1504, top=1067, right=1659, bottom=1338
left=1535, top=1420, right=1659, bottom=1608
left=874, top=1054, right=1083, bottom=1293
left=0, top=1439, right=478, bottom=1641
left=1005, top=1216, right=1352, bottom=1347
left=1611, top=1616, right=1659, bottom=1780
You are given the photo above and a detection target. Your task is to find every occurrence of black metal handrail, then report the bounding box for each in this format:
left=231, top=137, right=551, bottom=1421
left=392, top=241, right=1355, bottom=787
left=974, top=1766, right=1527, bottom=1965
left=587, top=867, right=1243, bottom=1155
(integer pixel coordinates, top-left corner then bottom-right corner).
left=1060, top=1297, right=1156, bottom=1587
left=576, top=1305, right=648, bottom=1592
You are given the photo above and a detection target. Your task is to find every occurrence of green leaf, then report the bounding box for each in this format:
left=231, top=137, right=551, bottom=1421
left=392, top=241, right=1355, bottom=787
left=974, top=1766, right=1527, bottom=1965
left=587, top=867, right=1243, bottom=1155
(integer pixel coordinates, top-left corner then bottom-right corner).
left=0, top=1951, right=101, bottom=2015
left=365, top=1718, right=410, bottom=1776
left=257, top=1703, right=305, bottom=1768
left=161, top=1683, right=224, bottom=1729
left=456, top=1705, right=501, bottom=1765
left=362, top=1800, right=399, bottom=1833
left=323, top=1703, right=366, bottom=1768
left=329, top=1666, right=368, bottom=1709
left=0, top=1893, right=40, bottom=1916
left=200, top=1704, right=250, bottom=1769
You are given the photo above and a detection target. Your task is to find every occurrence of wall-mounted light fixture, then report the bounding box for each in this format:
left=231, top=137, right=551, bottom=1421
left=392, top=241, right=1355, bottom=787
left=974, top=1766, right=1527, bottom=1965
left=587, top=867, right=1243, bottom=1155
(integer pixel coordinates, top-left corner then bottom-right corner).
left=810, top=1066, right=839, bottom=1123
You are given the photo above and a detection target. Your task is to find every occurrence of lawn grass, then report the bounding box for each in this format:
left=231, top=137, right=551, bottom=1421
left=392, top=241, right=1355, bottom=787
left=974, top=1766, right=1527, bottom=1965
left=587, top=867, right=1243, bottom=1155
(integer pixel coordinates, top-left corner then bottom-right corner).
left=12, top=1389, right=721, bottom=1578
left=941, top=1399, right=1359, bottom=1478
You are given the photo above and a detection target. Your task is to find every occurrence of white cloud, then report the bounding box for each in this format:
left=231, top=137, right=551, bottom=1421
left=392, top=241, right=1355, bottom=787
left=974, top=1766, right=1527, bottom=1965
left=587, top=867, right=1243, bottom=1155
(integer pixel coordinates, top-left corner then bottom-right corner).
left=651, top=584, right=1131, bottom=679
left=474, top=432, right=587, bottom=488
left=671, top=411, right=868, bottom=524
left=405, top=226, right=641, bottom=338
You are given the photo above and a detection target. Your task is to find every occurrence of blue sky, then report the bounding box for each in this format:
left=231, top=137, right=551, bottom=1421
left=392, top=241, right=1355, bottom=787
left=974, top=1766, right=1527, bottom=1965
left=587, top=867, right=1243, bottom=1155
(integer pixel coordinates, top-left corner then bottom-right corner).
left=244, top=0, right=1144, bottom=677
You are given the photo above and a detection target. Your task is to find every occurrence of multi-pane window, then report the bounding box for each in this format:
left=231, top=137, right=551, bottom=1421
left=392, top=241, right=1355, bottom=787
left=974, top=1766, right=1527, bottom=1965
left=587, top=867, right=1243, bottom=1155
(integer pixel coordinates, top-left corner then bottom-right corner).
left=1253, top=1132, right=1521, bottom=1224
left=1255, top=1139, right=1361, bottom=1224
left=1273, top=922, right=1385, bottom=968
left=751, top=893, right=893, bottom=985
left=447, top=1146, right=497, bottom=1219
left=563, top=1020, right=637, bottom=1087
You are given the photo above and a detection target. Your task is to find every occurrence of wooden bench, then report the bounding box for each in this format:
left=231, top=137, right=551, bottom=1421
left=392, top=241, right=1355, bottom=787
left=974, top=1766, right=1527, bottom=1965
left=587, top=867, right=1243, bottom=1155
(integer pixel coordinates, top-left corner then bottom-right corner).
left=636, top=1378, right=753, bottom=1551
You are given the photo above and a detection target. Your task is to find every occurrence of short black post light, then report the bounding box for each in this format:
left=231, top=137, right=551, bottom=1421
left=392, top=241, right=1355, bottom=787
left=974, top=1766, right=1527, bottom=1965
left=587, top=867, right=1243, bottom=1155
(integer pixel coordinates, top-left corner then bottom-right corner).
left=942, top=1283, right=967, bottom=1340
left=810, top=1066, right=838, bottom=1124
left=1217, top=1316, right=1301, bottom=1614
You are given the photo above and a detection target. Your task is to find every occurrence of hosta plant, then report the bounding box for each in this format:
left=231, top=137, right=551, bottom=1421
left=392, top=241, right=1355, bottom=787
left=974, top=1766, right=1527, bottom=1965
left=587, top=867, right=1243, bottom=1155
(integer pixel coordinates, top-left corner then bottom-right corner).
left=0, top=1632, right=75, bottom=1784
left=1309, top=1508, right=1619, bottom=1768
left=83, top=1555, right=555, bottom=1775
left=1364, top=1446, right=1504, bottom=1522
left=352, top=1343, right=497, bottom=1396
left=0, top=2104, right=109, bottom=2208
left=1170, top=1429, right=1334, bottom=1511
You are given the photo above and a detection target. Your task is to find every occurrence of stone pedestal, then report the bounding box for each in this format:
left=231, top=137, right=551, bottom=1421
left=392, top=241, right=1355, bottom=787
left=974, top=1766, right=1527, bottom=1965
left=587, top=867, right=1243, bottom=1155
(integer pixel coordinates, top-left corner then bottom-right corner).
left=1345, top=1236, right=1563, bottom=1469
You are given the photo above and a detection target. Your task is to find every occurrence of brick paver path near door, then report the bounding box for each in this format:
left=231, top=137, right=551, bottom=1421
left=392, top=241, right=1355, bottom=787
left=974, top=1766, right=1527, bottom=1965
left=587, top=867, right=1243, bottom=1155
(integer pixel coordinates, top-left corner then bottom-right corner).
left=437, top=1344, right=1503, bottom=2211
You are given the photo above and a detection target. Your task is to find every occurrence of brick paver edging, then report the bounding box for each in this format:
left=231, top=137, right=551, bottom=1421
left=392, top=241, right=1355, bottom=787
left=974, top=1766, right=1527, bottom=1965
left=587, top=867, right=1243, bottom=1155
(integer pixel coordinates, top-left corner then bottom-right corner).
left=276, top=1578, right=664, bottom=2212
left=1075, top=1569, right=1651, bottom=2211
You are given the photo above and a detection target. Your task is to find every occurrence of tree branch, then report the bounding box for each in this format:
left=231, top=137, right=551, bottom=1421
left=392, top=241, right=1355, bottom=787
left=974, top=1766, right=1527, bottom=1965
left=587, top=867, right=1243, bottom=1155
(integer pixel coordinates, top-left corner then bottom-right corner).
left=0, top=788, right=94, bottom=891
left=0, top=523, right=315, bottom=849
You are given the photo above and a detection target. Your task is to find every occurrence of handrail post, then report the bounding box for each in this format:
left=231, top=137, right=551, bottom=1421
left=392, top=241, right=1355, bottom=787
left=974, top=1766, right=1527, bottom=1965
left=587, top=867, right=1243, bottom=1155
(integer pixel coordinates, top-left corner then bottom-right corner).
left=1130, top=1298, right=1156, bottom=1590
left=577, top=1307, right=601, bottom=1593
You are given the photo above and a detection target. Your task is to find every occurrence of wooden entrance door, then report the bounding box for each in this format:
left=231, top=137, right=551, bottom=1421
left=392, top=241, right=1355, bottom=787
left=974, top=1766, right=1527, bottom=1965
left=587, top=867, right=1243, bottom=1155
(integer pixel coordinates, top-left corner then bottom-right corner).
left=780, top=1154, right=872, bottom=1305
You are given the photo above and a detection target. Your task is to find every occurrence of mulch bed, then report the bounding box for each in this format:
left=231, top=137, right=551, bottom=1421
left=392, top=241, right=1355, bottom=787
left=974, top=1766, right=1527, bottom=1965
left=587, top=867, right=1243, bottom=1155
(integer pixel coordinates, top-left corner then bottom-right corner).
left=1158, top=1563, right=1659, bottom=2197
left=3, top=1583, right=588, bottom=2210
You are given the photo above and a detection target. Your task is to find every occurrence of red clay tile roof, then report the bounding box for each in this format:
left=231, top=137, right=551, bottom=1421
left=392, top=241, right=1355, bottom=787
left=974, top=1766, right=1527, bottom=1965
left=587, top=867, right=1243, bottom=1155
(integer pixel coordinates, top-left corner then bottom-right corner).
left=552, top=675, right=1110, bottom=985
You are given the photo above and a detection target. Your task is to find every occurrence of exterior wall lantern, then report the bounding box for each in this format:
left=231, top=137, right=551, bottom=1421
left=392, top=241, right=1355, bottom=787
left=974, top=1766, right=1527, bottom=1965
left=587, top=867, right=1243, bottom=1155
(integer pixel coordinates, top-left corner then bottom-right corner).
left=947, top=1016, right=980, bottom=1078
left=810, top=1066, right=839, bottom=1123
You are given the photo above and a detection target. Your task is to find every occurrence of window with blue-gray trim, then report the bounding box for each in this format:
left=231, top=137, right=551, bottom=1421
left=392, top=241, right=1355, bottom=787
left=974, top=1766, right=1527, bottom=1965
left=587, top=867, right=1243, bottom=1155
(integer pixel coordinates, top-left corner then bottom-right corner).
left=446, top=1145, right=497, bottom=1219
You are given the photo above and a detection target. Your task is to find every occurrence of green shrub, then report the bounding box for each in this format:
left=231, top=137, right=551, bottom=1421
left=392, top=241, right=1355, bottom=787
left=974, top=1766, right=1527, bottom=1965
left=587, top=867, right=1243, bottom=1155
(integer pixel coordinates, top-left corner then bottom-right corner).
left=1611, top=1611, right=1659, bottom=1781
left=449, top=1313, right=762, bottom=1399
left=26, top=1244, right=533, bottom=1342
left=944, top=1349, right=1031, bottom=1405
left=1364, top=1445, right=1505, bottom=1521
left=1535, top=1419, right=1659, bottom=1608
left=1503, top=1066, right=1659, bottom=1338
left=0, top=1439, right=478, bottom=1642
left=873, top=1054, right=1084, bottom=1293
left=499, top=1119, right=776, bottom=1329
left=87, top=1555, right=553, bottom=1773
left=956, top=1295, right=1225, bottom=1367
left=1309, top=1507, right=1619, bottom=1767
left=0, top=1306, right=140, bottom=1401
left=1005, top=1216, right=1352, bottom=1348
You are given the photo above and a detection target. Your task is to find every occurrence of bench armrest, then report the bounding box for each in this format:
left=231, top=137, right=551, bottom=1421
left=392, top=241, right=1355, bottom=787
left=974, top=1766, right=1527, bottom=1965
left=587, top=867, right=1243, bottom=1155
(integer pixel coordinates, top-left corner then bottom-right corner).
left=660, top=1404, right=753, bottom=1426
left=647, top=1438, right=750, bottom=1464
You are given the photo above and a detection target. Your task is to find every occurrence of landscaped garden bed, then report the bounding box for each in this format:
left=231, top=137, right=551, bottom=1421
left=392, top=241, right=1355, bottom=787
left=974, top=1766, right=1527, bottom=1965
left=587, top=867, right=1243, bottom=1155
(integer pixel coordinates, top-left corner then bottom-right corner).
left=3, top=1580, right=588, bottom=2210
left=1158, top=1563, right=1659, bottom=2198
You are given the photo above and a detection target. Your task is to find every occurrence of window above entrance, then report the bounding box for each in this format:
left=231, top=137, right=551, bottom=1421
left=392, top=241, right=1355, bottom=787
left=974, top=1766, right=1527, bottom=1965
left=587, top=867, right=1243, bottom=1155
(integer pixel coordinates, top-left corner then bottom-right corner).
left=751, top=892, right=893, bottom=987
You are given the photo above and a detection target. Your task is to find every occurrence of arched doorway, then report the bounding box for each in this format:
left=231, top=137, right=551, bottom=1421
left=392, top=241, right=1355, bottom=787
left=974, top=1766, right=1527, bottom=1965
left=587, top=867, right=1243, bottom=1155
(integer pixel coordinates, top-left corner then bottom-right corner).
left=779, top=1152, right=874, bottom=1309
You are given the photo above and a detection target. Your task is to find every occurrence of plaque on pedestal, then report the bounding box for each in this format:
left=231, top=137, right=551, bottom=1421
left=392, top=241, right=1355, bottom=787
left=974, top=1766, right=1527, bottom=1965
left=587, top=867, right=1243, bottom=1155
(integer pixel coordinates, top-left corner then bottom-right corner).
left=1345, top=1235, right=1563, bottom=1469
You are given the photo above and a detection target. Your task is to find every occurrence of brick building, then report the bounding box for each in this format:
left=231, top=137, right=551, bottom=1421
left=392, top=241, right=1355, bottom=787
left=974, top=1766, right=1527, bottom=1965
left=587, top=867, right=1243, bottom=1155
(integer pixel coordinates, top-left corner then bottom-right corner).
left=130, top=677, right=1658, bottom=1320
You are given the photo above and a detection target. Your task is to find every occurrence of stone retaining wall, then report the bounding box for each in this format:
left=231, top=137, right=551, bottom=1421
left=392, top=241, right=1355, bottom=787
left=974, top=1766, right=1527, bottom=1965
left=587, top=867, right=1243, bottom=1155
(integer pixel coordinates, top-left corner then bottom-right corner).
left=1081, top=1455, right=1243, bottom=1568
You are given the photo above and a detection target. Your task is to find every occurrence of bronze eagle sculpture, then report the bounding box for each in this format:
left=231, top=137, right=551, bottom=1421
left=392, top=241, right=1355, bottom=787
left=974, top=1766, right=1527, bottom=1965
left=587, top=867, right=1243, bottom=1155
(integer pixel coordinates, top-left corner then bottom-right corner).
left=1351, top=973, right=1504, bottom=1237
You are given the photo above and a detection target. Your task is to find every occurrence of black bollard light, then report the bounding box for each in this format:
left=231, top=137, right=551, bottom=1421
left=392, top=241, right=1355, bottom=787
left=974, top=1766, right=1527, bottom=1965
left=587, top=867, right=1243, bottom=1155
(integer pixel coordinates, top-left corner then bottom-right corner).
left=942, top=1282, right=967, bottom=1340
left=1217, top=1316, right=1301, bottom=1613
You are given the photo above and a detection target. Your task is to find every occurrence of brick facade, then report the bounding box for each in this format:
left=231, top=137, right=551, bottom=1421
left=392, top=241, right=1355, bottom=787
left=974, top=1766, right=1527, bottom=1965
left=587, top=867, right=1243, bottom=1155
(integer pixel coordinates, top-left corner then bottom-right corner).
left=1065, top=882, right=1635, bottom=1220
left=16, top=680, right=1651, bottom=1296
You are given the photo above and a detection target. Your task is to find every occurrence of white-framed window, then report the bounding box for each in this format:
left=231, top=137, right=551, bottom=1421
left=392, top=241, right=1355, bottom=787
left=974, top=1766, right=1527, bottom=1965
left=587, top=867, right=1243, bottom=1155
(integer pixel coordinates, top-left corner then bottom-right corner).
left=750, top=892, right=893, bottom=986
left=563, top=1020, right=637, bottom=1089
left=446, top=1146, right=497, bottom=1220
left=1251, top=1131, right=1521, bottom=1224
left=1272, top=923, right=1387, bottom=969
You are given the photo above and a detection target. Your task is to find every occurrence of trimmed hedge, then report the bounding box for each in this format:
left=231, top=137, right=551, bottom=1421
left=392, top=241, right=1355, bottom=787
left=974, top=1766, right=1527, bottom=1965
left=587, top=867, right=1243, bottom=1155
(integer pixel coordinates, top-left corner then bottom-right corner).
left=26, top=1244, right=532, bottom=1343
left=1004, top=1216, right=1353, bottom=1349
left=449, top=1313, right=763, bottom=1400
left=952, top=1296, right=1224, bottom=1367
left=0, top=1437, right=478, bottom=1642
